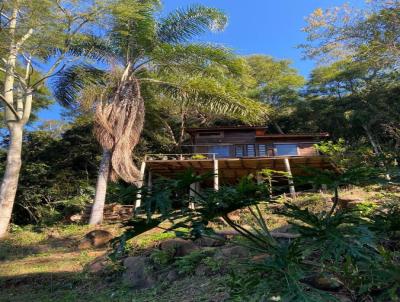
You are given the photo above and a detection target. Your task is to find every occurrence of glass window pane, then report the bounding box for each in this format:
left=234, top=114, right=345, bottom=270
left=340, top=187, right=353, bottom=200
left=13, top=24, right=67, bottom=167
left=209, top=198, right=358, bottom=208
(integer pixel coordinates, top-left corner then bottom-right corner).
left=275, top=144, right=298, bottom=156
left=247, top=144, right=255, bottom=157
left=258, top=144, right=266, bottom=156
left=235, top=145, right=243, bottom=157
left=210, top=145, right=230, bottom=158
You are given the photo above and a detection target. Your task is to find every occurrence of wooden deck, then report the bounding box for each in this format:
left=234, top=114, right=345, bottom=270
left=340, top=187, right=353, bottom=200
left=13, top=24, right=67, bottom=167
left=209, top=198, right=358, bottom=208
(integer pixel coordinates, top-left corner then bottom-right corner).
left=145, top=155, right=333, bottom=182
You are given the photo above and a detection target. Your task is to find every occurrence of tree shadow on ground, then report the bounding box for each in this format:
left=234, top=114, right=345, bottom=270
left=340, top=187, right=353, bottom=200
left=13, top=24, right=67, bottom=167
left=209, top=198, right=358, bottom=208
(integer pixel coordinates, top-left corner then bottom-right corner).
left=0, top=271, right=120, bottom=302
left=0, top=235, right=82, bottom=262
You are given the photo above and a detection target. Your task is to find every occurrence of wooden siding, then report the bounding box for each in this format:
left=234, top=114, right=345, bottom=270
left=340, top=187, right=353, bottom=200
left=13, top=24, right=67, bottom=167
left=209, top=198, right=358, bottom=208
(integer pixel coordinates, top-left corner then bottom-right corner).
left=194, top=129, right=256, bottom=145
left=186, top=128, right=326, bottom=159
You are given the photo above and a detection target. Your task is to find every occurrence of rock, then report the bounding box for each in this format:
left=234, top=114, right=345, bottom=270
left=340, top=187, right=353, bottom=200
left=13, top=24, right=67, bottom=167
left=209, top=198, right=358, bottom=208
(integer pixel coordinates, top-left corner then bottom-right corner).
left=78, top=230, right=113, bottom=249
left=272, top=224, right=293, bottom=233
left=166, top=269, right=179, bottom=282
left=159, top=238, right=199, bottom=257
left=194, top=235, right=225, bottom=247
left=123, top=256, right=156, bottom=289
left=303, top=274, right=344, bottom=291
left=87, top=256, right=108, bottom=274
left=251, top=253, right=269, bottom=263
left=214, top=245, right=249, bottom=260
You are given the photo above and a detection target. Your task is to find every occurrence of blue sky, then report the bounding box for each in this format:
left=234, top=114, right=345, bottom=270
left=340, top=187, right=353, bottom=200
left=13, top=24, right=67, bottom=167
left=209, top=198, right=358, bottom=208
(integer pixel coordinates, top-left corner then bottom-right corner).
left=39, top=0, right=365, bottom=122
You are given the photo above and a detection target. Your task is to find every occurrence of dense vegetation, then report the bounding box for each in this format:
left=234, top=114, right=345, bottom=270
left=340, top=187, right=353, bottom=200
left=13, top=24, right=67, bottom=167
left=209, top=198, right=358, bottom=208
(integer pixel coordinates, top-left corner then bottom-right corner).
left=0, top=0, right=399, bottom=301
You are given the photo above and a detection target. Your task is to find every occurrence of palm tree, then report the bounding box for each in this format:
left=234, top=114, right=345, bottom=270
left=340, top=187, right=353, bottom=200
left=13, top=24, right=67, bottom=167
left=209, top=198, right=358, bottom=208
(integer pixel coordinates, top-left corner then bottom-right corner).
left=54, top=2, right=269, bottom=225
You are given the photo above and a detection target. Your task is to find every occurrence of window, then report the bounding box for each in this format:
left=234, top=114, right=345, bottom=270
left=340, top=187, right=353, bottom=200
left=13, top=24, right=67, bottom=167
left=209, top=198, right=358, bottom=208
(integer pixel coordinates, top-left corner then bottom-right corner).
left=246, top=144, right=255, bottom=157
left=235, top=145, right=244, bottom=157
left=210, top=145, right=230, bottom=158
left=258, top=144, right=267, bottom=156
left=275, top=144, right=298, bottom=156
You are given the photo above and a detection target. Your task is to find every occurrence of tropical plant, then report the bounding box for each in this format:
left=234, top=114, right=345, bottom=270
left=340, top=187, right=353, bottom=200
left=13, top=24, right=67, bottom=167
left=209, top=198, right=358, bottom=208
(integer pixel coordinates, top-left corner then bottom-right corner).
left=54, top=1, right=270, bottom=225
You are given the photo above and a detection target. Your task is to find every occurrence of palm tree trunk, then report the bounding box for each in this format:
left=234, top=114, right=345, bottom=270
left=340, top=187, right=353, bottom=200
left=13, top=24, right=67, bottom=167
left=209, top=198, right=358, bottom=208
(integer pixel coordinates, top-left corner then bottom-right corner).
left=89, top=149, right=111, bottom=225
left=0, top=123, right=24, bottom=237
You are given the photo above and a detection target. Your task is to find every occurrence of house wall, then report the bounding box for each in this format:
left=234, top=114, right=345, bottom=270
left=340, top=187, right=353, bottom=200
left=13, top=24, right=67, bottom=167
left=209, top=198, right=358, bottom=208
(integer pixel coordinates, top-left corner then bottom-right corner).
left=194, top=129, right=256, bottom=145
left=191, top=129, right=320, bottom=157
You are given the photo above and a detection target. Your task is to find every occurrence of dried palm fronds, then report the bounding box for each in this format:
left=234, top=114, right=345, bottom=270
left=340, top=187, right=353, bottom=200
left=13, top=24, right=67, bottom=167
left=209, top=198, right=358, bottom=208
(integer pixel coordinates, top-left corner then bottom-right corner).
left=94, top=75, right=145, bottom=184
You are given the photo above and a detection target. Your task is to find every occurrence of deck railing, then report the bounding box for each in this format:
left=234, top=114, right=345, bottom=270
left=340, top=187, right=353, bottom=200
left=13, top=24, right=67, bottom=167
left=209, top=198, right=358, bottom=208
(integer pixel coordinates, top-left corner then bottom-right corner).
left=145, top=153, right=217, bottom=161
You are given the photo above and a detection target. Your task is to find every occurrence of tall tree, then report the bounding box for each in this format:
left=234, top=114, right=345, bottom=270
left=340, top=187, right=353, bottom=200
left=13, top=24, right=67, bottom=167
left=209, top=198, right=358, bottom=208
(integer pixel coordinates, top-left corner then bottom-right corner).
left=54, top=2, right=269, bottom=225
left=301, top=0, right=400, bottom=67
left=0, top=0, right=110, bottom=237
left=245, top=55, right=305, bottom=133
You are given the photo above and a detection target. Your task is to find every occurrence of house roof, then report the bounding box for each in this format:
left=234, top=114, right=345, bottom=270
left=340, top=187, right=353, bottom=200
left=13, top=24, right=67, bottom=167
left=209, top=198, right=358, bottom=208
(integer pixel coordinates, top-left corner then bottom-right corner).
left=185, top=126, right=268, bottom=133
left=185, top=126, right=329, bottom=138
left=255, top=133, right=329, bottom=139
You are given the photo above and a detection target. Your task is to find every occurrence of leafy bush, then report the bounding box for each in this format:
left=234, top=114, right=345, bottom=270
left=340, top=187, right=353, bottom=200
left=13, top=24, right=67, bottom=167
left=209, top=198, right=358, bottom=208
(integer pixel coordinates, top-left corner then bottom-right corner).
left=114, top=166, right=399, bottom=301
left=150, top=249, right=175, bottom=267
left=175, top=248, right=215, bottom=274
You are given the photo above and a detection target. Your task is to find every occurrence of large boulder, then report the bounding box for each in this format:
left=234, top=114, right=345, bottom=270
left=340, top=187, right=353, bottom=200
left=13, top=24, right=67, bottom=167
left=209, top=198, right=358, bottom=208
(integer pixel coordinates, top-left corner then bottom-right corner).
left=86, top=255, right=108, bottom=274
left=194, top=235, right=226, bottom=247
left=123, top=256, right=156, bottom=289
left=213, top=245, right=250, bottom=260
left=159, top=238, right=199, bottom=257
left=78, top=230, right=113, bottom=249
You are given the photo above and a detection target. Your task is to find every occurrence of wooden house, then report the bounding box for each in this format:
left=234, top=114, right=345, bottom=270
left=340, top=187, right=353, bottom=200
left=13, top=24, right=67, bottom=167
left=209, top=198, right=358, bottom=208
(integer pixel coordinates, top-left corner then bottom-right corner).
left=135, top=126, right=332, bottom=207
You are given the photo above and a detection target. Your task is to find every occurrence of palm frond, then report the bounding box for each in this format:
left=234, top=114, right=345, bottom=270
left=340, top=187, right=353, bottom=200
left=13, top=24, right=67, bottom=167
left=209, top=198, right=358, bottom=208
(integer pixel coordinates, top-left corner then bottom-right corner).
left=149, top=43, right=248, bottom=77
left=52, top=64, right=106, bottom=108
left=67, top=34, right=116, bottom=62
left=143, top=76, right=270, bottom=124
left=157, top=4, right=227, bottom=44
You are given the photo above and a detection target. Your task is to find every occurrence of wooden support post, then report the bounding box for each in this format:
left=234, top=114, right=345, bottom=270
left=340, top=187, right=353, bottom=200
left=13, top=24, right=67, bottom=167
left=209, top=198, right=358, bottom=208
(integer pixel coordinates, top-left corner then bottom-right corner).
left=213, top=158, right=219, bottom=191
left=283, top=158, right=296, bottom=199
left=147, top=171, right=152, bottom=191
left=135, top=160, right=146, bottom=209
left=189, top=182, right=196, bottom=210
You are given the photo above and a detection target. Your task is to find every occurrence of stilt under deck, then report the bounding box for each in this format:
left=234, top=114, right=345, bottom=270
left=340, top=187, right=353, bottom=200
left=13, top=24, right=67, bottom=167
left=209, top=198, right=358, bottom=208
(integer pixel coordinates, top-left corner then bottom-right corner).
left=133, top=154, right=333, bottom=208
left=144, top=155, right=332, bottom=184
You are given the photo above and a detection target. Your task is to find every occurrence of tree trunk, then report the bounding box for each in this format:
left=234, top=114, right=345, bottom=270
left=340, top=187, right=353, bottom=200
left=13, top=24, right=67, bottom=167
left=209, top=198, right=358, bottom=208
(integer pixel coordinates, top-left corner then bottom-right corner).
left=89, top=149, right=111, bottom=225
left=362, top=124, right=380, bottom=155
left=273, top=121, right=284, bottom=134
left=0, top=123, right=24, bottom=237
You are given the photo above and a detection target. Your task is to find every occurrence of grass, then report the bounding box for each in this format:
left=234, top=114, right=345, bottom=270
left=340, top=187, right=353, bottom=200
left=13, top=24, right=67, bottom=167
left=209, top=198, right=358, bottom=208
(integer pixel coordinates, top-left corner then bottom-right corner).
left=0, top=223, right=226, bottom=302
left=0, top=186, right=391, bottom=302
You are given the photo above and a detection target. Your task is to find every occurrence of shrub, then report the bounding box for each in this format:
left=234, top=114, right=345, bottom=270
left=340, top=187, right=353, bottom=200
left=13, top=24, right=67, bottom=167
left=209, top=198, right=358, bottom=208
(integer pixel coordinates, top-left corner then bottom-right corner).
left=175, top=249, right=215, bottom=274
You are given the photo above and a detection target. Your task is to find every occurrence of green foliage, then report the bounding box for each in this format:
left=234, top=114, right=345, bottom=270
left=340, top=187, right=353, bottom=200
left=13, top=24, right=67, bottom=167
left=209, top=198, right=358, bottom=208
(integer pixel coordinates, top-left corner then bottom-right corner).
left=191, top=154, right=207, bottom=159
left=246, top=55, right=305, bottom=106
left=157, top=4, right=227, bottom=44
left=150, top=249, right=175, bottom=267
left=369, top=201, right=400, bottom=240
left=227, top=197, right=400, bottom=301
left=0, top=118, right=101, bottom=225
left=283, top=204, right=375, bottom=262
left=174, top=248, right=215, bottom=274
